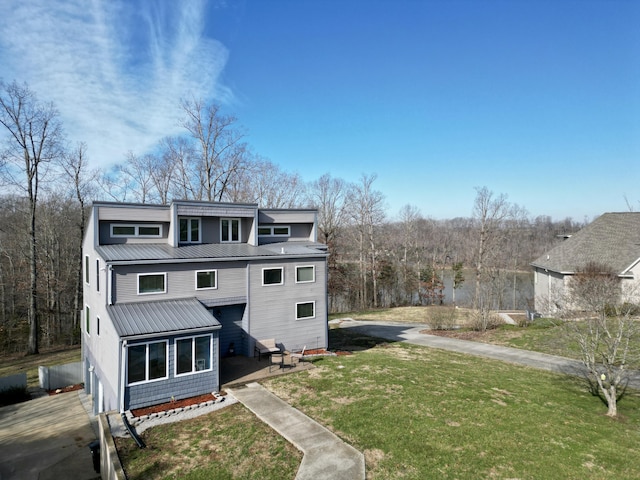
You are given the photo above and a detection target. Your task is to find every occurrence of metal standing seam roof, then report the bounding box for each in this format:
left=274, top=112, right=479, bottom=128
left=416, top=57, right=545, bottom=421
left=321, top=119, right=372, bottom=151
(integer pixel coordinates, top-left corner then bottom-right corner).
left=531, top=212, right=640, bottom=274
left=109, top=298, right=221, bottom=338
left=96, top=241, right=328, bottom=263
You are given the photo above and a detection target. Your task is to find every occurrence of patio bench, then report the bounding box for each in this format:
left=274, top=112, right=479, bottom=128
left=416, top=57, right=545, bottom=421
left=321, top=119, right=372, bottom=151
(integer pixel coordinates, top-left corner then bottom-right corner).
left=254, top=338, right=280, bottom=360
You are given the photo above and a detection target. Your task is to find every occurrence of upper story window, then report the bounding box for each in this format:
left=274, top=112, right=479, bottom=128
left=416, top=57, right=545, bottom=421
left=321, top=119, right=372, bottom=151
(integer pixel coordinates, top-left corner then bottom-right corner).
left=221, top=218, right=240, bottom=243
left=296, top=265, right=315, bottom=283
left=96, top=259, right=100, bottom=292
left=263, top=267, right=284, bottom=286
left=85, top=255, right=90, bottom=285
left=296, top=301, right=315, bottom=320
left=138, top=273, right=166, bottom=295
left=196, top=270, right=217, bottom=290
left=85, top=305, right=90, bottom=335
left=111, top=224, right=163, bottom=238
left=179, top=218, right=200, bottom=243
left=258, top=225, right=290, bottom=237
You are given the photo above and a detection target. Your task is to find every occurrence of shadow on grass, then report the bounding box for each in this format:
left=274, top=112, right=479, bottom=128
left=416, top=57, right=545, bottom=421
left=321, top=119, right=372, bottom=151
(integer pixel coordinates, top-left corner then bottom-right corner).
left=329, top=324, right=406, bottom=352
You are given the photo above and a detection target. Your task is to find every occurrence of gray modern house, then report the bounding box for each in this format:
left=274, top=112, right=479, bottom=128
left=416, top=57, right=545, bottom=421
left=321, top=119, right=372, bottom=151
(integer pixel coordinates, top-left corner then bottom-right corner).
left=82, top=200, right=329, bottom=413
left=531, top=212, right=640, bottom=315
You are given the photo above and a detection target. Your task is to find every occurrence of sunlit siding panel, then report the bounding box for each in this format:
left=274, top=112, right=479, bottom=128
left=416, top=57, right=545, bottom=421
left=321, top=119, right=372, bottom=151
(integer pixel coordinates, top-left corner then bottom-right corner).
left=113, top=262, right=248, bottom=304
left=247, top=258, right=327, bottom=353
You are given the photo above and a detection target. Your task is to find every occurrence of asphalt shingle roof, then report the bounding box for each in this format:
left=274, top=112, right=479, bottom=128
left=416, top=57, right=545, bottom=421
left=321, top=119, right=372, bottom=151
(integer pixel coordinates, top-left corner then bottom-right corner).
left=109, top=298, right=221, bottom=338
left=531, top=212, right=640, bottom=274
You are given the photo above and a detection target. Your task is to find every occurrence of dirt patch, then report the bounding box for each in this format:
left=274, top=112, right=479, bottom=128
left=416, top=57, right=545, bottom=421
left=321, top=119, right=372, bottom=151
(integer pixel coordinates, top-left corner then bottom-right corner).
left=131, top=392, right=222, bottom=417
left=423, top=329, right=488, bottom=341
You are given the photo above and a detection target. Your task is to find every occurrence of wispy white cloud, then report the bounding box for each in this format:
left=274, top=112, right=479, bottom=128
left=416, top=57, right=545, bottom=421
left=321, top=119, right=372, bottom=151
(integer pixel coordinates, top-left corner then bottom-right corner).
left=0, top=0, right=229, bottom=168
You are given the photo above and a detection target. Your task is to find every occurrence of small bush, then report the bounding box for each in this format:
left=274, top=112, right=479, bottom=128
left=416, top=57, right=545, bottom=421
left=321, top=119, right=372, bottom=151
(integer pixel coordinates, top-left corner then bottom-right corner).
left=0, top=386, right=30, bottom=407
left=427, top=307, right=458, bottom=330
left=470, top=309, right=502, bottom=332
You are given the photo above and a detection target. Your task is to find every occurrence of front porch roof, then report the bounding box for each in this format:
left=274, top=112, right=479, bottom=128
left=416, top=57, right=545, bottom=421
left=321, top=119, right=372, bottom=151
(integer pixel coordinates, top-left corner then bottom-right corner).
left=109, top=298, right=221, bottom=338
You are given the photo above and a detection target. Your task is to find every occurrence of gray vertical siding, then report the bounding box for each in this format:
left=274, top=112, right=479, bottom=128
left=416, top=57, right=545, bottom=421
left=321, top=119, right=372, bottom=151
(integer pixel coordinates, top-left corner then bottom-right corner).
left=248, top=258, right=328, bottom=353
left=113, top=261, right=248, bottom=304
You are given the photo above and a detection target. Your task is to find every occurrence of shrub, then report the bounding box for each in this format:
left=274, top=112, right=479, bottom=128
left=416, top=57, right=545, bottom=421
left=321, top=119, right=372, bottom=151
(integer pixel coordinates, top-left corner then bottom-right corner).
left=427, top=307, right=458, bottom=330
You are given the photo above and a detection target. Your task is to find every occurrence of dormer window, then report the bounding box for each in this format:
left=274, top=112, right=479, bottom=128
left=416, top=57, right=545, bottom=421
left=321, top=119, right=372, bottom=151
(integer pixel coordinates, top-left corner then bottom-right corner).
left=111, top=224, right=162, bottom=238
left=179, top=218, right=200, bottom=243
left=221, top=218, right=240, bottom=243
left=258, top=225, right=290, bottom=237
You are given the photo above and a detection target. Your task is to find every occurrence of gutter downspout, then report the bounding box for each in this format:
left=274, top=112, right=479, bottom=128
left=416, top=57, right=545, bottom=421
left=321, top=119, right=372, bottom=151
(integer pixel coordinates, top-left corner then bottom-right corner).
left=108, top=265, right=114, bottom=306
left=120, top=339, right=127, bottom=414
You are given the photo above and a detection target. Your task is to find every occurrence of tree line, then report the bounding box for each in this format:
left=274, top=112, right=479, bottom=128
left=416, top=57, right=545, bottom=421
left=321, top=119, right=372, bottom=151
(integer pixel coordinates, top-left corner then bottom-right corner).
left=0, top=80, right=584, bottom=356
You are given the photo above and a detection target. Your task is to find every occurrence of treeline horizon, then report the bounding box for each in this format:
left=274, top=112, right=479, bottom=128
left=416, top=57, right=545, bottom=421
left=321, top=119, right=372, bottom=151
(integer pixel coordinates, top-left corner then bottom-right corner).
left=0, top=80, right=587, bottom=356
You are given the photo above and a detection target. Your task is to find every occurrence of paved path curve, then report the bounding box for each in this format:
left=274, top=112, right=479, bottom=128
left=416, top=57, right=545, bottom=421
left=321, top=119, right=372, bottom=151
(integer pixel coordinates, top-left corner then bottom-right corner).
left=337, top=319, right=640, bottom=390
left=227, top=382, right=365, bottom=480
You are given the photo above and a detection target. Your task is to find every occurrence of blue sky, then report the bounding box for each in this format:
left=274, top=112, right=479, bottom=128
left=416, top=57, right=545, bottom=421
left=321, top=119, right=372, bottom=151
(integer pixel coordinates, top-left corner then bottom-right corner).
left=1, top=0, right=638, bottom=221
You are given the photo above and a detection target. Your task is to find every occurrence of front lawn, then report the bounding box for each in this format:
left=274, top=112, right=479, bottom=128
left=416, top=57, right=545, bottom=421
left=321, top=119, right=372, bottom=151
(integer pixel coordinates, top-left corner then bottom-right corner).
left=264, top=332, right=640, bottom=479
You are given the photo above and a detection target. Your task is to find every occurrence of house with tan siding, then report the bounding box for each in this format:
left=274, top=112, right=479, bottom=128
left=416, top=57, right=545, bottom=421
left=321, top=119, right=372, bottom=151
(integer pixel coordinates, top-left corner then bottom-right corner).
left=82, top=200, right=328, bottom=413
left=531, top=212, right=640, bottom=315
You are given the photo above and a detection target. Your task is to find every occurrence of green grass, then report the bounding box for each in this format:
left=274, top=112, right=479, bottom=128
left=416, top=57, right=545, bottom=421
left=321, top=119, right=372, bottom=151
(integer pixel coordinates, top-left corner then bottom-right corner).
left=115, top=403, right=301, bottom=480
left=0, top=345, right=81, bottom=388
left=265, top=334, right=640, bottom=479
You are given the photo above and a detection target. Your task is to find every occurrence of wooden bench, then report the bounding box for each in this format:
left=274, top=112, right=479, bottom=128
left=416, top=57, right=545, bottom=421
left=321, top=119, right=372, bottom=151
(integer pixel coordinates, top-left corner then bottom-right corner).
left=254, top=338, right=280, bottom=360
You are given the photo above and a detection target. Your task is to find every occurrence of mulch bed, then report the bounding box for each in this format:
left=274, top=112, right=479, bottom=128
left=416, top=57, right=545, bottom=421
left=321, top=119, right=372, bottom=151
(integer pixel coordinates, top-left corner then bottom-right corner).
left=47, top=384, right=84, bottom=395
left=304, top=348, right=352, bottom=356
left=131, top=393, right=219, bottom=417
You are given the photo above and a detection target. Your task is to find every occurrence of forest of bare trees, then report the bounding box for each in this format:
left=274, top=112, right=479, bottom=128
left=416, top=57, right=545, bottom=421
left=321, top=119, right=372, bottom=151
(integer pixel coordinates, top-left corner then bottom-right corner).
left=0, top=80, right=586, bottom=356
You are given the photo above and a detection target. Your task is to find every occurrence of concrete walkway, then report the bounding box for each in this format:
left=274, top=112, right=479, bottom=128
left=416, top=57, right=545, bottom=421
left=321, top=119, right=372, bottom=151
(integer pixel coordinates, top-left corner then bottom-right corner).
left=227, top=382, right=365, bottom=480
left=0, top=391, right=99, bottom=480
left=337, top=319, right=640, bottom=389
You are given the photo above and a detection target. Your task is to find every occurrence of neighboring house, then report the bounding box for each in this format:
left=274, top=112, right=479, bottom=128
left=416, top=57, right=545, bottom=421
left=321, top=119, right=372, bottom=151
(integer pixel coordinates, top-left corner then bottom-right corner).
left=82, top=200, right=329, bottom=413
left=531, top=212, right=640, bottom=315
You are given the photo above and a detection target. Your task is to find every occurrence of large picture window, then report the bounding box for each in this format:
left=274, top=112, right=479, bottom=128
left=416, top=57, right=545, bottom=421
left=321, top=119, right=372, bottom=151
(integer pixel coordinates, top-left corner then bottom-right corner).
left=296, top=265, right=315, bottom=283
left=179, top=218, right=200, bottom=243
left=296, top=301, right=315, bottom=320
left=127, top=341, right=168, bottom=385
left=221, top=218, right=240, bottom=242
left=263, top=267, right=283, bottom=286
left=176, top=335, right=212, bottom=376
left=196, top=270, right=217, bottom=290
left=138, top=273, right=166, bottom=295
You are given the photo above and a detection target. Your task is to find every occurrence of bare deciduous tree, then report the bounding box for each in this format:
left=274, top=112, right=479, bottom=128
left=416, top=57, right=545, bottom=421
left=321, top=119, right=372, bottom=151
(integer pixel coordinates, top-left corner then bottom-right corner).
left=561, top=262, right=640, bottom=417
left=180, top=98, right=248, bottom=202
left=472, top=186, right=513, bottom=314
left=0, top=81, right=64, bottom=354
left=349, top=174, right=386, bottom=308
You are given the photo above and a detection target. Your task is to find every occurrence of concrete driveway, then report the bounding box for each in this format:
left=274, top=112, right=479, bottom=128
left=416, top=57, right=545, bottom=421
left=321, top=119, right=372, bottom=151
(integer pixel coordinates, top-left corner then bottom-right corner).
left=0, top=391, right=99, bottom=480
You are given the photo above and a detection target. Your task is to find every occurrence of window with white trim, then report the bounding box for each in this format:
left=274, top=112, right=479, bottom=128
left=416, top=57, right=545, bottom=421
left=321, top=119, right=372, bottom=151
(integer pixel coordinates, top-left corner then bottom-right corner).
left=138, top=273, right=166, bottom=295
left=85, top=255, right=90, bottom=285
left=111, top=224, right=162, bottom=238
left=96, top=259, right=100, bottom=292
left=263, top=267, right=283, bottom=286
left=296, top=265, right=315, bottom=283
left=127, top=341, right=168, bottom=385
left=296, top=301, right=315, bottom=320
left=96, top=316, right=100, bottom=336
left=221, top=218, right=240, bottom=242
left=85, top=305, right=90, bottom=334
left=258, top=225, right=290, bottom=237
left=196, top=270, right=217, bottom=290
left=179, top=218, right=200, bottom=243
left=175, top=335, right=212, bottom=376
